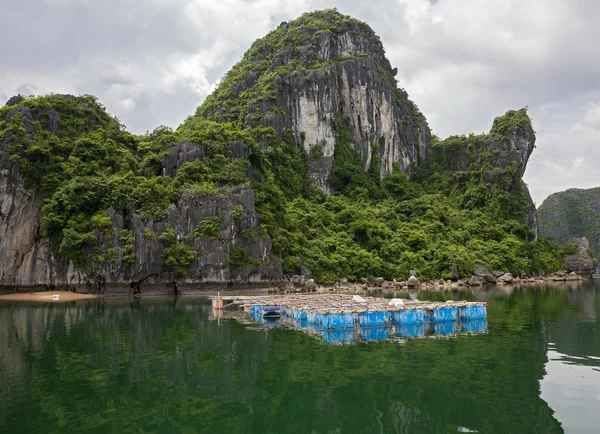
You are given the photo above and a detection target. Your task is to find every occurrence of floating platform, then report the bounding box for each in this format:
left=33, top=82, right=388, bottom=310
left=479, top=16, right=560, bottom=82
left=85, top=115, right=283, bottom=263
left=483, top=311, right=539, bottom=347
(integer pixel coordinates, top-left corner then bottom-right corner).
left=214, top=294, right=487, bottom=344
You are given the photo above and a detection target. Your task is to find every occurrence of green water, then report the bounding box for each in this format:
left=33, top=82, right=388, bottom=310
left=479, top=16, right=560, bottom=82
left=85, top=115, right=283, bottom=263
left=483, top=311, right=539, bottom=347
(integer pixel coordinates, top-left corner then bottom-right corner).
left=1, top=283, right=599, bottom=433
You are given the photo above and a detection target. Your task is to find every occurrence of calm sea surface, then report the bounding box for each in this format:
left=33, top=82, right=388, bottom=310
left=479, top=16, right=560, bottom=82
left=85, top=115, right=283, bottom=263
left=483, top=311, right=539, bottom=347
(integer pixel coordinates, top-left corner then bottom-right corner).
left=1, top=282, right=599, bottom=433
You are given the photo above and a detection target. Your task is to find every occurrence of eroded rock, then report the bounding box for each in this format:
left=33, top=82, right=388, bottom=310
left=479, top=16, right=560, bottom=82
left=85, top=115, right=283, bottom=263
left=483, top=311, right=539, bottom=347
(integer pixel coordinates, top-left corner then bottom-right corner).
left=564, top=238, right=596, bottom=278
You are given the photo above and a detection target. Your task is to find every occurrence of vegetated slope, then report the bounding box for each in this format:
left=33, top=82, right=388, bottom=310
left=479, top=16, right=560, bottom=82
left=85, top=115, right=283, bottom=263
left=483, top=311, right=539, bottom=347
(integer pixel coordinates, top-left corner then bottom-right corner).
left=0, top=9, right=568, bottom=292
left=538, top=187, right=600, bottom=260
left=0, top=95, right=281, bottom=290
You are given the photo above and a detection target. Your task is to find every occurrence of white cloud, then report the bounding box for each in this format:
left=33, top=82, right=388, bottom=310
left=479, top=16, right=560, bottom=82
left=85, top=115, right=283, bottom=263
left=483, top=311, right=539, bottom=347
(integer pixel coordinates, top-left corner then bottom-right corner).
left=582, top=103, right=600, bottom=130
left=396, top=0, right=433, bottom=35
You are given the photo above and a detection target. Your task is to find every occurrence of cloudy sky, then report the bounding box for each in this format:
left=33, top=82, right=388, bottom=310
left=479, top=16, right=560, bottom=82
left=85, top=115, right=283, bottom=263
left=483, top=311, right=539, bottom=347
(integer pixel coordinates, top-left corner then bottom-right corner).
left=1, top=0, right=599, bottom=204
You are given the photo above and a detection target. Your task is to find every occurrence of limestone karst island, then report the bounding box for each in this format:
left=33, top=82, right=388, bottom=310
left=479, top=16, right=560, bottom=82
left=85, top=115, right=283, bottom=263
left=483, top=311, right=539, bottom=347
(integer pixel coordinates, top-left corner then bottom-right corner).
left=1, top=7, right=599, bottom=434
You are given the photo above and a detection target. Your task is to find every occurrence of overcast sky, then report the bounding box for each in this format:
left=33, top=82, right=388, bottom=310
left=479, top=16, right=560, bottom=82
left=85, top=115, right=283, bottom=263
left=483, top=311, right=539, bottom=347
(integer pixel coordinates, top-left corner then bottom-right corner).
left=1, top=0, right=599, bottom=205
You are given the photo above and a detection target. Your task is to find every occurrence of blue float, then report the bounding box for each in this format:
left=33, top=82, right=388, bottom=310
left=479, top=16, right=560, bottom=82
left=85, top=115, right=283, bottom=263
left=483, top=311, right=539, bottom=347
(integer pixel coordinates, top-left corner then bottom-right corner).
left=432, top=306, right=458, bottom=322
left=293, top=315, right=308, bottom=329
left=307, top=311, right=327, bottom=327
left=459, top=305, right=487, bottom=320
left=249, top=304, right=263, bottom=319
left=359, top=311, right=390, bottom=327
left=391, top=309, right=427, bottom=325
left=326, top=312, right=355, bottom=329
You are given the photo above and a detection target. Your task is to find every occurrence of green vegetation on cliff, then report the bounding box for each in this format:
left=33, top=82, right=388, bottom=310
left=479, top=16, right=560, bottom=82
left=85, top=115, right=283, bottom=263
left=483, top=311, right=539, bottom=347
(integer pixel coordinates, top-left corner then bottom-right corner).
left=0, top=10, right=567, bottom=282
left=0, top=96, right=261, bottom=271
left=263, top=127, right=563, bottom=282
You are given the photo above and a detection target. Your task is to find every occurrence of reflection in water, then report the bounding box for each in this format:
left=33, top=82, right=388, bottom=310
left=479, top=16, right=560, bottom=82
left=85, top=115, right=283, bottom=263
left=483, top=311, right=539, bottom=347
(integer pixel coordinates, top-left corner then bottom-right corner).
left=541, top=348, right=600, bottom=434
left=540, top=284, right=600, bottom=434
left=0, top=282, right=598, bottom=433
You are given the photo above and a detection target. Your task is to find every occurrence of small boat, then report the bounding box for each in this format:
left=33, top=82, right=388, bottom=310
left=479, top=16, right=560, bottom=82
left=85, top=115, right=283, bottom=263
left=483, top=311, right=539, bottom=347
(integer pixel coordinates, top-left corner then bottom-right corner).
left=263, top=308, right=281, bottom=319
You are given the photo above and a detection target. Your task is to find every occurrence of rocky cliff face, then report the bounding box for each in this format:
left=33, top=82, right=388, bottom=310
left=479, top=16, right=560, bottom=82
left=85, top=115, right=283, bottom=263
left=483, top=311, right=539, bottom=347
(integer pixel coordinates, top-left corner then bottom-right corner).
left=538, top=187, right=600, bottom=260
left=430, top=109, right=536, bottom=178
left=261, top=56, right=430, bottom=193
left=195, top=10, right=430, bottom=193
left=0, top=154, right=54, bottom=288
left=86, top=185, right=279, bottom=294
left=0, top=97, right=282, bottom=293
left=0, top=104, right=56, bottom=288
left=564, top=237, right=597, bottom=277
left=429, top=108, right=538, bottom=234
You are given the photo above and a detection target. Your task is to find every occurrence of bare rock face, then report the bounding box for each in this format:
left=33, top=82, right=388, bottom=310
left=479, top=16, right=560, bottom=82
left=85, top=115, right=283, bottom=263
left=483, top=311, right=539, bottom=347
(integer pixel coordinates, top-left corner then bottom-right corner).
left=487, top=113, right=536, bottom=178
left=407, top=275, right=420, bottom=287
left=564, top=238, right=596, bottom=278
left=257, top=55, right=430, bottom=192
left=497, top=273, right=514, bottom=284
left=161, top=141, right=206, bottom=177
left=0, top=167, right=55, bottom=289
left=473, top=264, right=497, bottom=284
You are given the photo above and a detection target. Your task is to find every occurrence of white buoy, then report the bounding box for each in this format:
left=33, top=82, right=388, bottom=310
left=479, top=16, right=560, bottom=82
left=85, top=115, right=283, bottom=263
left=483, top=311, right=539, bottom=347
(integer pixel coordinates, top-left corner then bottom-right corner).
left=388, top=298, right=404, bottom=307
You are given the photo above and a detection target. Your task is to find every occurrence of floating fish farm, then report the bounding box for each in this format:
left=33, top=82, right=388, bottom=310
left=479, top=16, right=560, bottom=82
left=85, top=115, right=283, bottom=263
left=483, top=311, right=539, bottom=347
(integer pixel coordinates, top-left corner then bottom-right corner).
left=213, top=294, right=487, bottom=344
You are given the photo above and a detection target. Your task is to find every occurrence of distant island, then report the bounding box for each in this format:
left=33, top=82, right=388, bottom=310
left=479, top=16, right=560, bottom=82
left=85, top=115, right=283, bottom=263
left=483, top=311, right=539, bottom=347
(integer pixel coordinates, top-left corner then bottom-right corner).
left=0, top=9, right=593, bottom=295
left=538, top=187, right=600, bottom=260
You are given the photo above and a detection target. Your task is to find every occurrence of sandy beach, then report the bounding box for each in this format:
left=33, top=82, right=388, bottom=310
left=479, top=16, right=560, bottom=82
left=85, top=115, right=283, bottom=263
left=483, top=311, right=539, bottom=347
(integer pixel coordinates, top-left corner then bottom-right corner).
left=0, top=291, right=97, bottom=302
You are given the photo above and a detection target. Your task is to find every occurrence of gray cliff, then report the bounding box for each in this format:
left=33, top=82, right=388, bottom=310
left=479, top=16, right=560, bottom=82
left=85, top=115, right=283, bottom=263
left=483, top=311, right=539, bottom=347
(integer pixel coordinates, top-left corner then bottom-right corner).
left=0, top=102, right=282, bottom=293
left=0, top=105, right=56, bottom=288
left=199, top=19, right=431, bottom=193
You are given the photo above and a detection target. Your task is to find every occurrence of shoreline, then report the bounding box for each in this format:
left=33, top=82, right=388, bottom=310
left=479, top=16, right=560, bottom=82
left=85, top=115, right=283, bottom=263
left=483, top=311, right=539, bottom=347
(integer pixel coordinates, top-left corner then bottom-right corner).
left=0, top=276, right=593, bottom=303
left=0, top=291, right=98, bottom=303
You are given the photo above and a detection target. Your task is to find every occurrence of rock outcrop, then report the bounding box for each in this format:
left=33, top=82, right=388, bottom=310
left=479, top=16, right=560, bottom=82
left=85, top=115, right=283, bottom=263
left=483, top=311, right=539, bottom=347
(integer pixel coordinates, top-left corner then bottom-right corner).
left=564, top=238, right=596, bottom=278
left=473, top=264, right=497, bottom=284
left=429, top=108, right=538, bottom=234
left=430, top=109, right=535, bottom=178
